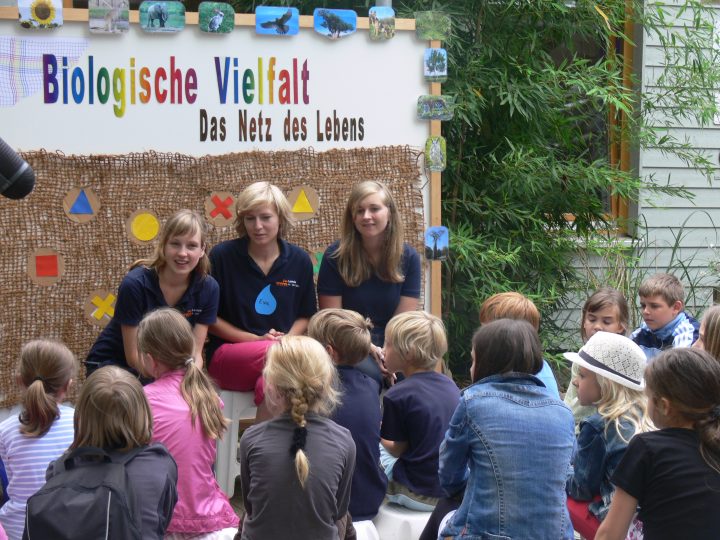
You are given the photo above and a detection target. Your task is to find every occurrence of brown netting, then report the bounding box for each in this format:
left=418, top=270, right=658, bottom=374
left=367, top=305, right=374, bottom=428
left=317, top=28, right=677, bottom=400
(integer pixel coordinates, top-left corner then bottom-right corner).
left=0, top=146, right=424, bottom=408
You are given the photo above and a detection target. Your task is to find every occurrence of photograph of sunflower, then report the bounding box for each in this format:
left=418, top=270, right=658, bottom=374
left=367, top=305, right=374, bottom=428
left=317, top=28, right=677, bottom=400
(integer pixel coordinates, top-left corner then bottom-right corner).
left=18, top=0, right=63, bottom=29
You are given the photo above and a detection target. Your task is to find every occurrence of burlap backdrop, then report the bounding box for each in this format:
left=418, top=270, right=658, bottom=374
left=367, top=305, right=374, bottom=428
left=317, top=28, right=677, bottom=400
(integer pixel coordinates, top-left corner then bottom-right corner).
left=0, top=146, right=424, bottom=407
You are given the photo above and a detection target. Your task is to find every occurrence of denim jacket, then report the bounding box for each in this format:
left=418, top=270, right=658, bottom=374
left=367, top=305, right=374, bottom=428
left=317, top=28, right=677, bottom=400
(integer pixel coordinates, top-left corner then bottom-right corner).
left=438, top=373, right=576, bottom=540
left=566, top=412, right=636, bottom=521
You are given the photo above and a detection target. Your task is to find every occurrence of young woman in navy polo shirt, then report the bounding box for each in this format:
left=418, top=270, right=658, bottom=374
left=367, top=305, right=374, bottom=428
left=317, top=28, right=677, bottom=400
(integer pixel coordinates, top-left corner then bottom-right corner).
left=85, top=210, right=219, bottom=378
left=317, top=181, right=421, bottom=387
left=206, top=182, right=316, bottom=419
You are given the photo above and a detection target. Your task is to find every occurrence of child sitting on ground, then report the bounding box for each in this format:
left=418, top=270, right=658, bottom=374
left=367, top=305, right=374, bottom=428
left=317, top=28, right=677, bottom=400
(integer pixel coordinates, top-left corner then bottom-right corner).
left=631, top=273, right=699, bottom=360
left=0, top=340, right=76, bottom=540
left=564, top=332, right=652, bottom=540
left=24, top=366, right=178, bottom=539
left=380, top=311, right=460, bottom=511
left=597, top=348, right=720, bottom=539
left=139, top=308, right=238, bottom=539
left=478, top=291, right=560, bottom=397
left=565, top=288, right=630, bottom=426
left=308, top=308, right=387, bottom=523
left=238, top=336, right=356, bottom=539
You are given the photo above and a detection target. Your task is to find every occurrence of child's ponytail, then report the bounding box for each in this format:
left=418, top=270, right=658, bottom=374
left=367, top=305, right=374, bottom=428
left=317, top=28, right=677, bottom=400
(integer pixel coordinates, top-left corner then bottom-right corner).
left=646, top=348, right=720, bottom=473
left=697, top=405, right=720, bottom=473
left=181, top=359, right=228, bottom=440
left=138, top=308, right=228, bottom=439
left=289, top=388, right=310, bottom=487
left=264, top=337, right=340, bottom=489
left=19, top=340, right=76, bottom=437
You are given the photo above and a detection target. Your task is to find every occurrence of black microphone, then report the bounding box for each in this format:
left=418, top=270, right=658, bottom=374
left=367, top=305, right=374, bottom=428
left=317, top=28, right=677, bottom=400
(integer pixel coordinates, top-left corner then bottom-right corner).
left=0, top=136, right=35, bottom=199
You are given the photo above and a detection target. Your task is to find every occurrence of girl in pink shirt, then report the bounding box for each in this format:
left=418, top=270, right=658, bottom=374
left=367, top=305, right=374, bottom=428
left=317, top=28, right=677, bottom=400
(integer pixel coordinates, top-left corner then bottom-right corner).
left=140, top=308, right=238, bottom=539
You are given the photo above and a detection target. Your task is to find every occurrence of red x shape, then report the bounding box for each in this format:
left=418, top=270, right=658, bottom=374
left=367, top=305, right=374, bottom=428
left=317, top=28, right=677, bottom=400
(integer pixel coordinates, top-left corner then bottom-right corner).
left=210, top=195, right=233, bottom=219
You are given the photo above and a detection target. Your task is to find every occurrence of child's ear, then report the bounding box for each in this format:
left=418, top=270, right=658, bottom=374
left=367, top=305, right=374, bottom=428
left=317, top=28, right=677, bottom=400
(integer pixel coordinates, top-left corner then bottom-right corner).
left=325, top=345, right=340, bottom=363
left=658, top=396, right=672, bottom=417
left=672, top=300, right=683, bottom=315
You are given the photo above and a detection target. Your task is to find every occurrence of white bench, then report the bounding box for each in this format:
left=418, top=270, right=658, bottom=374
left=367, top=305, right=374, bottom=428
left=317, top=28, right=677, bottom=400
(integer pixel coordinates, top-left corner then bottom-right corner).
left=215, top=390, right=256, bottom=498
left=373, top=503, right=432, bottom=540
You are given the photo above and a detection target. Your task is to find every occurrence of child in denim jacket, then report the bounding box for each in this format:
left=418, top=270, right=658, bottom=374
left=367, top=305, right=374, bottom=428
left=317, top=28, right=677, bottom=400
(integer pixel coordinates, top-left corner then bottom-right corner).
left=564, top=332, right=652, bottom=540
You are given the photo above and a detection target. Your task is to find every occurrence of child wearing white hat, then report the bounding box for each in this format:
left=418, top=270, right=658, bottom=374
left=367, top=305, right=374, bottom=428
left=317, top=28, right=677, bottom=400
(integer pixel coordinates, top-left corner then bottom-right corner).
left=563, top=331, right=653, bottom=539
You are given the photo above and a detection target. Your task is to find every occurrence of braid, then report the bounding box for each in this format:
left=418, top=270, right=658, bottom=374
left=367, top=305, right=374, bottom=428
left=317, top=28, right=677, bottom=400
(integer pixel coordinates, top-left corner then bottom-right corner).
left=289, top=389, right=310, bottom=487
left=698, top=405, right=720, bottom=473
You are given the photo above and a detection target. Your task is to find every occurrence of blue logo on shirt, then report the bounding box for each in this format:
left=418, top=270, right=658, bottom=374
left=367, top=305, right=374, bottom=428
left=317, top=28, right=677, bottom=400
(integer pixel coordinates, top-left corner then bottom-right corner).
left=255, top=284, right=277, bottom=315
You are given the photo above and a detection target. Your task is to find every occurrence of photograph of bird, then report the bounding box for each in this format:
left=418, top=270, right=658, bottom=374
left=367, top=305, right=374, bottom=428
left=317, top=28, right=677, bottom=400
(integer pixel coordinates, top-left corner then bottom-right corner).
left=260, top=8, right=292, bottom=34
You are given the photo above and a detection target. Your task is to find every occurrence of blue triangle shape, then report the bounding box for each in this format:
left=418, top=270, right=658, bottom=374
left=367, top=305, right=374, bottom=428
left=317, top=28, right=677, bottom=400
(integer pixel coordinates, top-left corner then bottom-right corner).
left=69, top=190, right=93, bottom=214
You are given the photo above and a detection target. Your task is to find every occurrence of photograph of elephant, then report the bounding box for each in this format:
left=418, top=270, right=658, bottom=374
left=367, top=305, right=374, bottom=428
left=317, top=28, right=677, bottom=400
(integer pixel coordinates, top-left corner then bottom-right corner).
left=313, top=8, right=356, bottom=40
left=199, top=1, right=233, bottom=33
left=88, top=0, right=129, bottom=34
left=255, top=6, right=299, bottom=36
left=139, top=0, right=184, bottom=32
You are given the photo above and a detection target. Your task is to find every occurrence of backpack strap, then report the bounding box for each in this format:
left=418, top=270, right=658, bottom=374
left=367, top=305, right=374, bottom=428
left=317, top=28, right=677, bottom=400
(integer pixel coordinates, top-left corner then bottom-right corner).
left=55, top=446, right=147, bottom=473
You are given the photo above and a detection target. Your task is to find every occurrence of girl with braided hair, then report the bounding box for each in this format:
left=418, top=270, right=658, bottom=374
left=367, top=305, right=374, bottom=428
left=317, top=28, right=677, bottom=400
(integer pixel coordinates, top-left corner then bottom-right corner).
left=238, top=336, right=356, bottom=540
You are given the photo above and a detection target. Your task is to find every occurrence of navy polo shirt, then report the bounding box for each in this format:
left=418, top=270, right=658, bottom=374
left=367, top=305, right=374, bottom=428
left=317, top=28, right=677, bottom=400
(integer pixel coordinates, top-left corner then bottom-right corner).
left=381, top=371, right=461, bottom=498
left=331, top=365, right=387, bottom=521
left=86, top=266, right=219, bottom=374
left=207, top=237, right=317, bottom=360
left=317, top=242, right=421, bottom=345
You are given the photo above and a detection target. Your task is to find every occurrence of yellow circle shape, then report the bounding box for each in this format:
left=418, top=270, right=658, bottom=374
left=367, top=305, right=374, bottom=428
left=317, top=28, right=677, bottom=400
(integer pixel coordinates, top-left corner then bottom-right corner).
left=130, top=212, right=160, bottom=242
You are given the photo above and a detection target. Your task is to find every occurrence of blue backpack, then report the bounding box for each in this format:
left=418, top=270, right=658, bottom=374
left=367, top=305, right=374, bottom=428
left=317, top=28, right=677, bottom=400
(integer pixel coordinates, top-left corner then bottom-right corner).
left=22, top=446, right=148, bottom=540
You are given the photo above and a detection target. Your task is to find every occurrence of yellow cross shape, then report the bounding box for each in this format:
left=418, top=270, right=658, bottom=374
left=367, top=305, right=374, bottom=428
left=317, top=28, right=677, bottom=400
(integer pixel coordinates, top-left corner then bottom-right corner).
left=91, top=293, right=116, bottom=320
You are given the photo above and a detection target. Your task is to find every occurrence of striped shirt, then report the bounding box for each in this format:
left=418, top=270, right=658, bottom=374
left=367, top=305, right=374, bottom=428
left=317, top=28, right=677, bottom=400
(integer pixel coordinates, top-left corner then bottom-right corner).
left=0, top=404, right=74, bottom=540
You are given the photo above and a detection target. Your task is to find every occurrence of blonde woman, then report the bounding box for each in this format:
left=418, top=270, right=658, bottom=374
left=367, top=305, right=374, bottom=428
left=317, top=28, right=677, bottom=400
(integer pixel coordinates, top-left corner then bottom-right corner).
left=238, top=336, right=355, bottom=539
left=693, top=304, right=720, bottom=360
left=86, top=209, right=218, bottom=377
left=317, top=181, right=421, bottom=387
left=139, top=308, right=238, bottom=539
left=206, top=182, right=316, bottom=417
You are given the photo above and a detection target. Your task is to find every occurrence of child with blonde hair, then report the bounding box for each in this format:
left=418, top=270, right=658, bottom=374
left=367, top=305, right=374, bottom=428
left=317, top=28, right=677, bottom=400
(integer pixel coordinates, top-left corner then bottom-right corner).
left=25, top=366, right=177, bottom=539
left=238, top=336, right=355, bottom=539
left=380, top=311, right=460, bottom=511
left=0, top=340, right=76, bottom=540
left=308, top=308, right=387, bottom=522
left=564, top=332, right=652, bottom=539
left=138, top=308, right=238, bottom=539
left=692, top=304, right=720, bottom=360
left=565, top=287, right=630, bottom=425
left=597, top=348, right=720, bottom=539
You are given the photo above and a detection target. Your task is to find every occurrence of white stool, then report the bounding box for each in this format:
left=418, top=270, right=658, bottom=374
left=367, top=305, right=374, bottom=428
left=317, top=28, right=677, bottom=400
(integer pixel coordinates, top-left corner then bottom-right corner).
left=353, top=520, right=380, bottom=540
left=215, top=390, right=257, bottom=498
left=372, top=502, right=432, bottom=540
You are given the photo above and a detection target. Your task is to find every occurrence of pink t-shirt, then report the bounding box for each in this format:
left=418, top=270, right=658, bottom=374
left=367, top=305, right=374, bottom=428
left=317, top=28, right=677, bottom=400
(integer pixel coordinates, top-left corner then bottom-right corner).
left=144, top=370, right=239, bottom=533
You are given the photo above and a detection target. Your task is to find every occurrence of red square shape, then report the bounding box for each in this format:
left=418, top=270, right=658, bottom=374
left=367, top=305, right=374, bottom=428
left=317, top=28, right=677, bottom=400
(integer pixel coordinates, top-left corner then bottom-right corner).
left=36, top=254, right=59, bottom=277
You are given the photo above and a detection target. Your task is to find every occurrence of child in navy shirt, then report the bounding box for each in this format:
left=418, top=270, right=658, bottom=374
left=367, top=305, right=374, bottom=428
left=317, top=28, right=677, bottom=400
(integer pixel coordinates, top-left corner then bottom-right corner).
left=308, top=308, right=387, bottom=522
left=380, top=311, right=460, bottom=511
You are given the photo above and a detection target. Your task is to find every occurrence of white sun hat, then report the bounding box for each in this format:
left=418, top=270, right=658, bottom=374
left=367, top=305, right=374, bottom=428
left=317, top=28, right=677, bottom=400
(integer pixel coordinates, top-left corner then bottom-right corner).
left=563, top=331, right=647, bottom=390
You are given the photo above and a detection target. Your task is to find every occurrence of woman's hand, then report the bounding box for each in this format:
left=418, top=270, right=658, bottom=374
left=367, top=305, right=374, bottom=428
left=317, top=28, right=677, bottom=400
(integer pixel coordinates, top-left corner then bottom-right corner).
left=371, top=344, right=396, bottom=386
left=260, top=329, right=284, bottom=341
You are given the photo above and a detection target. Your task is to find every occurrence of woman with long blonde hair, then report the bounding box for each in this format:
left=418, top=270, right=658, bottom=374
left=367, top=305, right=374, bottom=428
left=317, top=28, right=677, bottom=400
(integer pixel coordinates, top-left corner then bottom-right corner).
left=86, top=209, right=219, bottom=378
left=317, top=181, right=421, bottom=388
